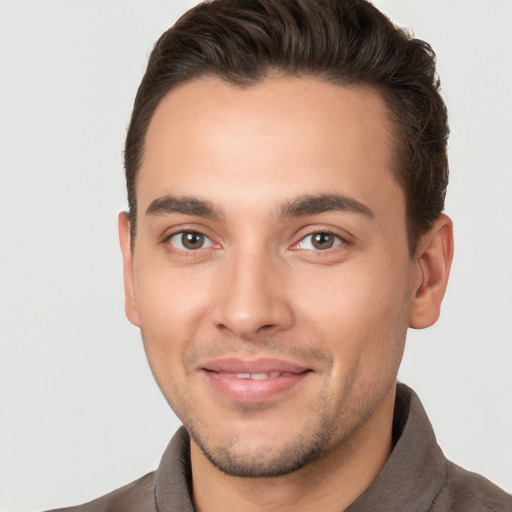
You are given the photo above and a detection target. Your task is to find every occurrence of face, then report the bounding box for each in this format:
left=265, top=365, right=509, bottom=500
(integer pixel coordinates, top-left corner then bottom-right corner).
left=121, top=77, right=420, bottom=477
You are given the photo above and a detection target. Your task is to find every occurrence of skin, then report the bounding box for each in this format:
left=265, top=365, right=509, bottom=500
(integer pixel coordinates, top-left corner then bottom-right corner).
left=119, top=77, right=453, bottom=512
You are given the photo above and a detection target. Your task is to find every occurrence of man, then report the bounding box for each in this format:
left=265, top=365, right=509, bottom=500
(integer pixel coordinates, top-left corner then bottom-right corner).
left=49, top=0, right=511, bottom=510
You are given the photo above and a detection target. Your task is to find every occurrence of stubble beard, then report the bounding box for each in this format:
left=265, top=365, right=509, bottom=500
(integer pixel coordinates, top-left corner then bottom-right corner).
left=182, top=379, right=388, bottom=479
left=188, top=412, right=338, bottom=478
left=172, top=338, right=350, bottom=478
left=149, top=334, right=402, bottom=479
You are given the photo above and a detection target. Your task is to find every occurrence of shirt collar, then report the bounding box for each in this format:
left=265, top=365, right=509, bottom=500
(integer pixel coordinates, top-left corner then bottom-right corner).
left=346, top=383, right=446, bottom=511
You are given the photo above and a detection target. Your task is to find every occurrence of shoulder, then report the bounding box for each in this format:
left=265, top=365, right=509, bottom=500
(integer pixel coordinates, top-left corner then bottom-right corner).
left=46, top=472, right=156, bottom=512
left=432, top=460, right=512, bottom=512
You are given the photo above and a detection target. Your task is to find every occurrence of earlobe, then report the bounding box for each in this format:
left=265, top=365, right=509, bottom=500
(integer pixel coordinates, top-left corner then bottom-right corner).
left=409, top=214, right=454, bottom=329
left=118, top=212, right=141, bottom=327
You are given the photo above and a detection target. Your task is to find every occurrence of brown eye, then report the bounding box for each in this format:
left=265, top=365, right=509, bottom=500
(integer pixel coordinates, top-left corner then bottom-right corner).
left=182, top=232, right=204, bottom=250
left=168, top=231, right=213, bottom=251
left=296, top=232, right=342, bottom=251
left=311, top=233, right=335, bottom=250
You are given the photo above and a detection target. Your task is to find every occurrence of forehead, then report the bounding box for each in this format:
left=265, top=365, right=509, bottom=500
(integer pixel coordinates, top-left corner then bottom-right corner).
left=137, top=77, right=402, bottom=221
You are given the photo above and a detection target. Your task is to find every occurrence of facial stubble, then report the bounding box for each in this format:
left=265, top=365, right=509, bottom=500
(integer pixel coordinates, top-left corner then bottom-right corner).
left=145, top=331, right=403, bottom=479
left=178, top=361, right=392, bottom=479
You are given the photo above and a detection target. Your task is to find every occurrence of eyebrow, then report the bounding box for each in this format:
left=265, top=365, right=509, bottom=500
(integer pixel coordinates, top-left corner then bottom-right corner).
left=277, top=194, right=373, bottom=220
left=146, top=195, right=223, bottom=219
left=145, top=193, right=373, bottom=221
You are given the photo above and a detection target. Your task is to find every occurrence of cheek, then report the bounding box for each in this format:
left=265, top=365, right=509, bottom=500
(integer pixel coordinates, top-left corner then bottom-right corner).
left=132, top=263, right=215, bottom=378
left=134, top=258, right=212, bottom=329
left=295, top=257, right=411, bottom=366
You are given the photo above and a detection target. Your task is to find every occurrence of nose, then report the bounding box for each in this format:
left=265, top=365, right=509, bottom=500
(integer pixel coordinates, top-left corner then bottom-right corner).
left=211, top=251, right=294, bottom=339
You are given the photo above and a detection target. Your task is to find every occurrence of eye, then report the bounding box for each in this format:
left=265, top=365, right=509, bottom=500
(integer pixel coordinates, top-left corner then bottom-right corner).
left=295, top=232, right=343, bottom=251
left=167, top=231, right=215, bottom=251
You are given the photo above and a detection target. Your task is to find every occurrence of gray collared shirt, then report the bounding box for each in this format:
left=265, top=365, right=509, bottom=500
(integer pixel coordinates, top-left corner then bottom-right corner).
left=49, top=384, right=512, bottom=511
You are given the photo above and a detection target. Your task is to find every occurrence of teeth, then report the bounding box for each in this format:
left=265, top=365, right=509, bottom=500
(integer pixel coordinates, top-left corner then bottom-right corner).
left=251, top=373, right=269, bottom=380
left=224, top=372, right=285, bottom=380
left=218, top=371, right=301, bottom=380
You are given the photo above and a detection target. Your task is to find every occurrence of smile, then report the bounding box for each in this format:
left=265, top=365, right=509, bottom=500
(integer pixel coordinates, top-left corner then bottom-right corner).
left=200, top=358, right=312, bottom=403
left=217, top=372, right=297, bottom=380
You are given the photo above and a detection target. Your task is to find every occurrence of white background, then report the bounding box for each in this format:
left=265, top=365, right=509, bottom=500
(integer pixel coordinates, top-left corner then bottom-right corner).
left=0, top=1, right=511, bottom=510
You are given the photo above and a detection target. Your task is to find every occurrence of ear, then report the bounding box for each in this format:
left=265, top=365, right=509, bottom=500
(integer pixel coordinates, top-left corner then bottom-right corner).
left=118, top=212, right=141, bottom=327
left=409, top=214, right=454, bottom=329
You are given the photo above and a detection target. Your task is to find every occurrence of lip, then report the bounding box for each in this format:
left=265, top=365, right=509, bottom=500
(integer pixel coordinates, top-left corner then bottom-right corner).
left=201, top=357, right=312, bottom=404
left=203, top=357, right=309, bottom=374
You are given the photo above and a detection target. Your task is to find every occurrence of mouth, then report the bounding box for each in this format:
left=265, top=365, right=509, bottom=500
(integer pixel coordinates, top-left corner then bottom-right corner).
left=210, top=371, right=299, bottom=380
left=201, top=358, right=312, bottom=404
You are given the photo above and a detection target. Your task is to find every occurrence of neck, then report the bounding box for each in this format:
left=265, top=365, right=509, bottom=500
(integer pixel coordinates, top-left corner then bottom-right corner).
left=191, top=388, right=396, bottom=512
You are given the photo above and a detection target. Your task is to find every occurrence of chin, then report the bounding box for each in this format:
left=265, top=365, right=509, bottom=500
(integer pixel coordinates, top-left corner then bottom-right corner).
left=191, top=432, right=328, bottom=477
left=187, top=412, right=340, bottom=478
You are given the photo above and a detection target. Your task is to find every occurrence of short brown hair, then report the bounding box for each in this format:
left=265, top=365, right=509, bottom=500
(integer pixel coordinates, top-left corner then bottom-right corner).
left=124, top=0, right=449, bottom=253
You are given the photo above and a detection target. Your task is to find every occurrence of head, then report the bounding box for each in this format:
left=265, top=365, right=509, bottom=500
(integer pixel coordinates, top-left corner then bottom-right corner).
left=125, top=0, right=449, bottom=255
left=119, top=0, right=453, bottom=480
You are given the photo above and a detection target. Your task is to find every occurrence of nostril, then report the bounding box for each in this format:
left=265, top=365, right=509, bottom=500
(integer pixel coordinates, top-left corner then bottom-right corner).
left=258, top=324, right=277, bottom=331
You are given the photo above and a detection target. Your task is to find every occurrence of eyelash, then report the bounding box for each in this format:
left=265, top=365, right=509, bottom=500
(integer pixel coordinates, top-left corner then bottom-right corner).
left=164, top=228, right=348, bottom=254
left=164, top=230, right=217, bottom=253
left=291, top=229, right=348, bottom=252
